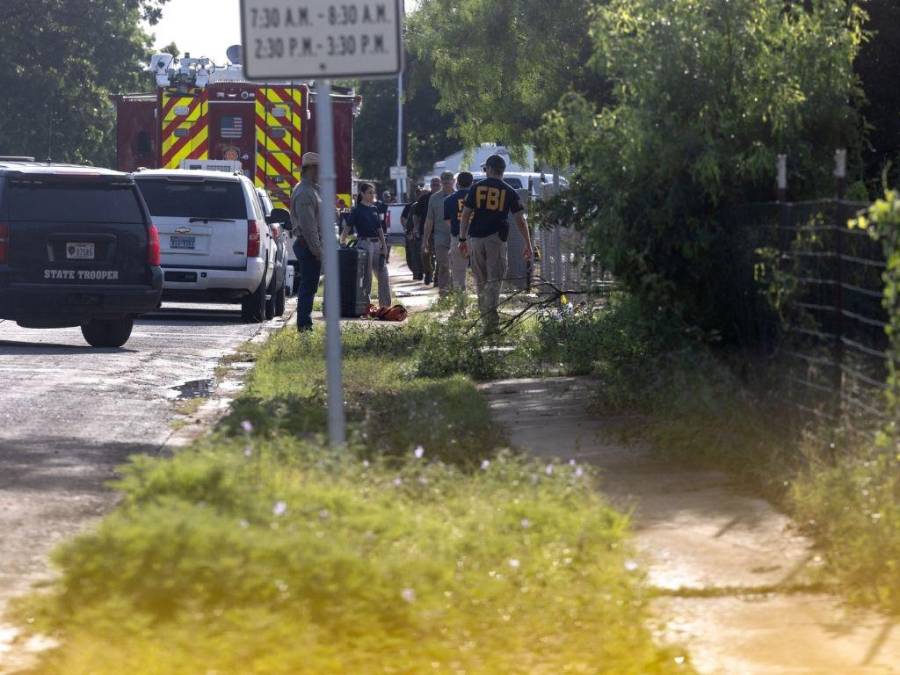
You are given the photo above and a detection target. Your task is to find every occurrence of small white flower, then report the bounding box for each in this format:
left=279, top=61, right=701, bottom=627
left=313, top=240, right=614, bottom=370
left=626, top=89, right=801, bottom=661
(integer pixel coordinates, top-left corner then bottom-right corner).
left=481, top=459, right=491, bottom=470
left=569, top=459, right=576, bottom=466
left=674, top=656, right=686, bottom=665
left=319, top=509, right=330, bottom=520
left=272, top=501, right=287, bottom=517
left=243, top=445, right=253, bottom=457
left=520, top=518, right=531, bottom=529
left=401, top=588, right=416, bottom=603
left=545, top=464, right=554, bottom=476
left=414, top=445, right=425, bottom=459
left=393, top=477, right=403, bottom=487
left=508, top=558, right=520, bottom=569
left=574, top=467, right=584, bottom=478
left=624, top=559, right=639, bottom=572
left=241, top=420, right=254, bottom=434
left=238, top=519, right=249, bottom=529
left=362, top=460, right=370, bottom=468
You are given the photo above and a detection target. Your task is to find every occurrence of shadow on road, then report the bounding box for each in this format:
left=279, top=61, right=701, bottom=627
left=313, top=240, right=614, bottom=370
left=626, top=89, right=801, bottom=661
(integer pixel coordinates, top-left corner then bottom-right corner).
left=0, top=341, right=136, bottom=356
left=140, top=304, right=247, bottom=326
left=0, top=436, right=161, bottom=494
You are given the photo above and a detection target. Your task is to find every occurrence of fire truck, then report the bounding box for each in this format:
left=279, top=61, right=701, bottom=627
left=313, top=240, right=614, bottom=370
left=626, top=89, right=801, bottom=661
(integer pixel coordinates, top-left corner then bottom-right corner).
left=113, top=46, right=357, bottom=210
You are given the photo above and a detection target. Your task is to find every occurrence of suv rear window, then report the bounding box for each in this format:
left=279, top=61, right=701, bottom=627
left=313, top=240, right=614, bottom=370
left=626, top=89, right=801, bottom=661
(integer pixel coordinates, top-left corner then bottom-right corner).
left=137, top=179, right=247, bottom=220
left=8, top=182, right=144, bottom=223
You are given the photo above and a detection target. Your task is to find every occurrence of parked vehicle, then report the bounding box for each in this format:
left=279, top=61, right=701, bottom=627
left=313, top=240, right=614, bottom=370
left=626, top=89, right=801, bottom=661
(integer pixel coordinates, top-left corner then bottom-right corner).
left=385, top=203, right=408, bottom=246
left=0, top=161, right=163, bottom=347
left=113, top=47, right=357, bottom=212
left=133, top=169, right=287, bottom=323
left=255, top=186, right=290, bottom=316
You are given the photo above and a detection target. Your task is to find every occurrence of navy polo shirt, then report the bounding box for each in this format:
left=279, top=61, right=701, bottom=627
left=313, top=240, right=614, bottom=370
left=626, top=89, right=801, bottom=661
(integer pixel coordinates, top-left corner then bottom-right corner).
left=347, top=204, right=382, bottom=239
left=463, top=177, right=523, bottom=238
left=444, top=188, right=469, bottom=238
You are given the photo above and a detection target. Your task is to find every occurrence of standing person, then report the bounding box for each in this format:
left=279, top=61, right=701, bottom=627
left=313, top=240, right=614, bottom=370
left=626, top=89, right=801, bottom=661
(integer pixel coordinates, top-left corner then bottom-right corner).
left=423, top=171, right=456, bottom=295
left=414, top=177, right=440, bottom=285
left=290, top=152, right=323, bottom=332
left=401, top=189, right=422, bottom=279
left=458, top=155, right=533, bottom=334
left=444, top=171, right=473, bottom=292
left=341, top=182, right=391, bottom=310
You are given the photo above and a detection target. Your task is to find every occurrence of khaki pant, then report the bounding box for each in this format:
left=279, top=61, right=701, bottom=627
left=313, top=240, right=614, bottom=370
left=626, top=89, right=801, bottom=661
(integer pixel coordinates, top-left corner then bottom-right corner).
left=434, top=242, right=451, bottom=294
left=358, top=238, right=391, bottom=307
left=470, top=233, right=507, bottom=332
left=449, top=235, right=468, bottom=291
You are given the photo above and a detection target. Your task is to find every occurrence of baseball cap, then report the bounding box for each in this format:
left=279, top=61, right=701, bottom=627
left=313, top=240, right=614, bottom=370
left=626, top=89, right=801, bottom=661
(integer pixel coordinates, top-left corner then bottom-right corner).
left=301, top=152, right=319, bottom=168
left=482, top=154, right=506, bottom=173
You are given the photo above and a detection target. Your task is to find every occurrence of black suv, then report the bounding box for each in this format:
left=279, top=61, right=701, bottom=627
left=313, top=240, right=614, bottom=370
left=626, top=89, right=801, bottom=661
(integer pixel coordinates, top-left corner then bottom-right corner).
left=0, top=163, right=163, bottom=347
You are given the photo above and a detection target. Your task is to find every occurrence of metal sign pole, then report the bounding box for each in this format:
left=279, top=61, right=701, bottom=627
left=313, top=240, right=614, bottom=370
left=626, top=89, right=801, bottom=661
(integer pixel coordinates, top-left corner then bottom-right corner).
left=396, top=71, right=404, bottom=198
left=315, top=79, right=346, bottom=447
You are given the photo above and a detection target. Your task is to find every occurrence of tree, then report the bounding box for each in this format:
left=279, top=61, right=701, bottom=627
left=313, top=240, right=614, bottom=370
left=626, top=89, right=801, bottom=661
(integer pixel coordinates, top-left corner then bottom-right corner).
left=354, top=50, right=457, bottom=191
left=542, top=0, right=865, bottom=338
left=856, top=0, right=900, bottom=186
left=408, top=0, right=607, bottom=157
left=0, top=0, right=168, bottom=166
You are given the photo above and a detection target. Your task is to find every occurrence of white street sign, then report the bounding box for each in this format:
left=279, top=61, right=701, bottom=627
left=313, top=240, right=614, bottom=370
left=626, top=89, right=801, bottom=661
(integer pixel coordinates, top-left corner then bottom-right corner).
left=389, top=165, right=407, bottom=180
left=240, top=0, right=404, bottom=80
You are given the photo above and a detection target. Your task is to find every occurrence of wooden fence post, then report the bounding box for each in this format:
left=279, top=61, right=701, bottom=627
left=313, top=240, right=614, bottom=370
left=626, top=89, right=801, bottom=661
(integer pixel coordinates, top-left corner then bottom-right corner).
left=833, top=149, right=847, bottom=423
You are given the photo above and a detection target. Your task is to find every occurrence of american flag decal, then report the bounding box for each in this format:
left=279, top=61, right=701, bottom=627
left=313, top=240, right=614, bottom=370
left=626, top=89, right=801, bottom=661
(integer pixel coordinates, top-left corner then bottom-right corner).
left=221, top=116, right=243, bottom=138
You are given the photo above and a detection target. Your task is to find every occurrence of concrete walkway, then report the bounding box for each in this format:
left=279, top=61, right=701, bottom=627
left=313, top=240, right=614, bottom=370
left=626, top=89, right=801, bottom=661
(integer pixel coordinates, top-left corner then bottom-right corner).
left=481, top=376, right=899, bottom=674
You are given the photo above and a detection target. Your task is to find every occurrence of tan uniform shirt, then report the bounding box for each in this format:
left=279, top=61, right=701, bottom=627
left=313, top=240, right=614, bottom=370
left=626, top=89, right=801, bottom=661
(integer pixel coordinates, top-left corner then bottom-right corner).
left=290, top=178, right=322, bottom=259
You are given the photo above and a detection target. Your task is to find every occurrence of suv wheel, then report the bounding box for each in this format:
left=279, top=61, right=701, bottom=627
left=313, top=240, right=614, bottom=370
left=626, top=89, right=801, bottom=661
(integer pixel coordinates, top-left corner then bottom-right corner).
left=264, top=273, right=277, bottom=320
left=81, top=317, right=134, bottom=348
left=274, top=278, right=287, bottom=317
left=241, top=275, right=267, bottom=323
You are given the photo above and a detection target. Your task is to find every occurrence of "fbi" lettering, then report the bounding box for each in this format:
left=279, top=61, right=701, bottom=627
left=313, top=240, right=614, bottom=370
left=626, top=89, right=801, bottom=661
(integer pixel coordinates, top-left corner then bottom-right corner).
left=475, top=186, right=506, bottom=211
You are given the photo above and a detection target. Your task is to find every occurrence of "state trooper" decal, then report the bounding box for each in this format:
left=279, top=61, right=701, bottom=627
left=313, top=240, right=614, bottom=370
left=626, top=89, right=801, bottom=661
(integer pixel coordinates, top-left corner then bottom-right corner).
left=44, top=270, right=120, bottom=281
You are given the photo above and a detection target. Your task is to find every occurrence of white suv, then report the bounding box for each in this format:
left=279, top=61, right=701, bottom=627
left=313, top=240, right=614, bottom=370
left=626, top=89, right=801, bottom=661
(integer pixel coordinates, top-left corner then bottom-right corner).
left=134, top=170, right=282, bottom=322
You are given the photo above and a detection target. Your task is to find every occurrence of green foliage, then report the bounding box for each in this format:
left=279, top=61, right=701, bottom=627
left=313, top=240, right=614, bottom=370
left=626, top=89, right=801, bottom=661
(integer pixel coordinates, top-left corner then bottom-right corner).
left=354, top=51, right=458, bottom=189
left=851, top=189, right=900, bottom=421
left=15, top=316, right=688, bottom=674
left=546, top=0, right=864, bottom=338
left=0, top=0, right=168, bottom=166
left=791, top=442, right=900, bottom=613
left=221, top=323, right=502, bottom=467
left=408, top=0, right=607, bottom=152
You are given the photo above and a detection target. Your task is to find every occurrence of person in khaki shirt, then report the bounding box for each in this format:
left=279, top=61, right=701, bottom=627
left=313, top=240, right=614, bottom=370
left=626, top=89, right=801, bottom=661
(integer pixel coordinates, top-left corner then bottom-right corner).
left=423, top=170, right=456, bottom=295
left=290, top=152, right=322, bottom=331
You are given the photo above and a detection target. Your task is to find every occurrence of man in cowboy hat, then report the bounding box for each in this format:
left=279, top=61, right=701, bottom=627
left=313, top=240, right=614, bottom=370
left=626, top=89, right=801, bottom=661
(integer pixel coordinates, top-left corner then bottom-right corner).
left=290, top=151, right=323, bottom=332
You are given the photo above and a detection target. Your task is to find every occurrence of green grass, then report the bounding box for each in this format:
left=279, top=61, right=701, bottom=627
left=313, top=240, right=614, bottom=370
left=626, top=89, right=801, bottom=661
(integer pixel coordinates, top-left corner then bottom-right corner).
left=14, top=317, right=687, bottom=674
left=407, top=294, right=900, bottom=614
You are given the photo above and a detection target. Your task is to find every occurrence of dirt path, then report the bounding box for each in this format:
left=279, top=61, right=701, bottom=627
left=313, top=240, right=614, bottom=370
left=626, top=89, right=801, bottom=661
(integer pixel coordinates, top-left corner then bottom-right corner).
left=481, top=376, right=899, bottom=674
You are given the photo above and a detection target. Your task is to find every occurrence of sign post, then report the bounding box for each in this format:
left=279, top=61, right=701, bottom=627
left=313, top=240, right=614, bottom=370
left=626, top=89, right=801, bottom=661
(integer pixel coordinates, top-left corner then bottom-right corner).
left=241, top=0, right=404, bottom=448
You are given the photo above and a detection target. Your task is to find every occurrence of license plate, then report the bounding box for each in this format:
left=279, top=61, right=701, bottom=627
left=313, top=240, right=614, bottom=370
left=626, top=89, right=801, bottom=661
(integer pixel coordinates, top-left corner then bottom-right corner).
left=170, top=235, right=196, bottom=250
left=66, top=242, right=95, bottom=260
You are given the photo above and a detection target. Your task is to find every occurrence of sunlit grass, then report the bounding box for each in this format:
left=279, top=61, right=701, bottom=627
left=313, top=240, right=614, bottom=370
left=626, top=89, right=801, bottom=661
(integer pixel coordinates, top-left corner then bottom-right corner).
left=14, top=318, right=688, bottom=673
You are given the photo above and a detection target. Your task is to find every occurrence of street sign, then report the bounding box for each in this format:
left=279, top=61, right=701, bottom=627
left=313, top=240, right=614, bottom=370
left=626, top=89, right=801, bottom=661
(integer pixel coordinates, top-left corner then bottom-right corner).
left=389, top=165, right=407, bottom=180
left=240, top=0, right=404, bottom=80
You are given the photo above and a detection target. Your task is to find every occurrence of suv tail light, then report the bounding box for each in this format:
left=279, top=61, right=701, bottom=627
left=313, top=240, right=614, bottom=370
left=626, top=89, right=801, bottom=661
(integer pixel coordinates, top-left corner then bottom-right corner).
left=0, top=224, right=9, bottom=264
left=147, top=224, right=161, bottom=266
left=385, top=211, right=391, bottom=227
left=248, top=220, right=261, bottom=258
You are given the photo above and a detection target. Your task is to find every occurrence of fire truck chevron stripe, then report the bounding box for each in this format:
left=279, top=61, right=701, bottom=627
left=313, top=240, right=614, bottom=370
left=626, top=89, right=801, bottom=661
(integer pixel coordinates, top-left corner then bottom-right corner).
left=254, top=113, right=301, bottom=167
left=266, top=87, right=304, bottom=122
left=162, top=119, right=208, bottom=168
left=161, top=95, right=204, bottom=140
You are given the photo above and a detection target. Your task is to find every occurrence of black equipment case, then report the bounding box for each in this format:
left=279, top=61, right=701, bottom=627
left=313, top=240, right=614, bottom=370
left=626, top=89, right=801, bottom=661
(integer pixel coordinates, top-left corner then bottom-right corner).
left=337, top=245, right=370, bottom=317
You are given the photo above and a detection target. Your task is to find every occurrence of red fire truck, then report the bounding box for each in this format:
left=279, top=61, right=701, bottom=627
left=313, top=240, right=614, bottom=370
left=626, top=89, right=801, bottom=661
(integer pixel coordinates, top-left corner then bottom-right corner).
left=113, top=47, right=357, bottom=210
